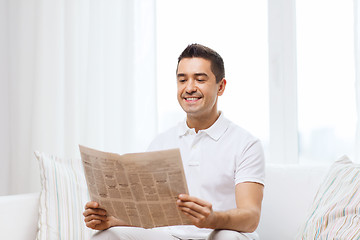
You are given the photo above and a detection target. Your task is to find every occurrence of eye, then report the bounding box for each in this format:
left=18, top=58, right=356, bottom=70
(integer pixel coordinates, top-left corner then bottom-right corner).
left=178, top=79, right=186, bottom=83
left=197, top=79, right=205, bottom=82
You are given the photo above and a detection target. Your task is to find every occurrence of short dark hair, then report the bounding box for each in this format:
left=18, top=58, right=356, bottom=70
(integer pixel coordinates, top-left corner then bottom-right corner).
left=177, top=43, right=225, bottom=83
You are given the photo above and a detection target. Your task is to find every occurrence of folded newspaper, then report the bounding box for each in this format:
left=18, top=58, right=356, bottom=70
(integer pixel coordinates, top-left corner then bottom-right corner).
left=79, top=145, right=191, bottom=228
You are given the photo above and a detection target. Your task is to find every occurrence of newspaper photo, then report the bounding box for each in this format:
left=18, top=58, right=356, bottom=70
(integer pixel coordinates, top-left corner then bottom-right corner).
left=79, top=145, right=192, bottom=228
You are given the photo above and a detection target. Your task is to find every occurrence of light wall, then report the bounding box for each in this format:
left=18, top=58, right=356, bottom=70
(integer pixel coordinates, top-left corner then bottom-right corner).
left=0, top=0, right=10, bottom=195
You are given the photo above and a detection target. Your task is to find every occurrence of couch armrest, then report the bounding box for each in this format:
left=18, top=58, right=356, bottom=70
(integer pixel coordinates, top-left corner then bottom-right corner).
left=0, top=192, right=40, bottom=240
left=257, top=164, right=329, bottom=240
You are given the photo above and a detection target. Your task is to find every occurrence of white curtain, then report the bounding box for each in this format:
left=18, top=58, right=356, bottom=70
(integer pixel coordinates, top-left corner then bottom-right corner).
left=355, top=0, right=360, bottom=163
left=0, top=0, right=157, bottom=195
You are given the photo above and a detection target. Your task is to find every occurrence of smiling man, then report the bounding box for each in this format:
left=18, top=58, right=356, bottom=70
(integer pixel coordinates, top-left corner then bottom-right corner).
left=84, top=44, right=265, bottom=240
left=176, top=56, right=225, bottom=132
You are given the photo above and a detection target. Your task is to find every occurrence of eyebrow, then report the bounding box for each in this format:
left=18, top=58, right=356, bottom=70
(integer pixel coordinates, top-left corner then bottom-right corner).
left=177, top=73, right=208, bottom=78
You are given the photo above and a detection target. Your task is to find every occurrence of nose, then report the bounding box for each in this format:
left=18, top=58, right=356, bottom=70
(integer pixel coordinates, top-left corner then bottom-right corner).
left=185, top=79, right=197, bottom=94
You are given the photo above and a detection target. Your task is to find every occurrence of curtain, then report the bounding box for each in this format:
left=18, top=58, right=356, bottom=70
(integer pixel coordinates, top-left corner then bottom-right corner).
left=355, top=0, right=360, bottom=163
left=0, top=0, right=157, bottom=195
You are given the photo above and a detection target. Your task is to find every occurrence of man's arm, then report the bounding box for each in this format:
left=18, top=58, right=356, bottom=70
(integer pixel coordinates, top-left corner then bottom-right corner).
left=176, top=182, right=264, bottom=232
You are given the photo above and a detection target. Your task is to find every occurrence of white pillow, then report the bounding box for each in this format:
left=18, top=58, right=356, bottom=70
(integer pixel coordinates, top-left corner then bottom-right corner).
left=297, top=156, right=360, bottom=239
left=35, top=152, right=94, bottom=240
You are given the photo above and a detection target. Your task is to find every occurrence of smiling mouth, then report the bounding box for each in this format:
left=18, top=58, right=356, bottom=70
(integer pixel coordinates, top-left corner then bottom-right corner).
left=184, top=96, right=202, bottom=103
left=185, top=97, right=201, bottom=101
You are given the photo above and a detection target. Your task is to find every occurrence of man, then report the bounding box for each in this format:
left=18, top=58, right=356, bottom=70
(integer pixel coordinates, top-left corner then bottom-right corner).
left=83, top=44, right=265, bottom=240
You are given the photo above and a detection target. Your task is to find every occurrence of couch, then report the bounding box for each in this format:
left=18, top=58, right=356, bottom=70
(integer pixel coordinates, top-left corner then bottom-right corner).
left=0, top=162, right=332, bottom=240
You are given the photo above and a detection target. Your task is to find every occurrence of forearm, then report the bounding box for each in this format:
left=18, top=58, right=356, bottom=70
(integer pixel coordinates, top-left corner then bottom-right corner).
left=212, top=207, right=261, bottom=232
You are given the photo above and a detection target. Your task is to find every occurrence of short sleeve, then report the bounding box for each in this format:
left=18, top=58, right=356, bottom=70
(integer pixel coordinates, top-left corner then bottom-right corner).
left=235, top=139, right=265, bottom=186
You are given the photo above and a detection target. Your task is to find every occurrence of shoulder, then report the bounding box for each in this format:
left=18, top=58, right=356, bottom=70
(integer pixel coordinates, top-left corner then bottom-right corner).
left=225, top=119, right=260, bottom=147
left=147, top=124, right=179, bottom=151
left=223, top=119, right=265, bottom=163
left=229, top=123, right=265, bottom=185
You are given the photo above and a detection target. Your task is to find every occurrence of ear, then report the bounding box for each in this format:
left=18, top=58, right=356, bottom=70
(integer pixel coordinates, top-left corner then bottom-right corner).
left=217, top=79, right=226, bottom=96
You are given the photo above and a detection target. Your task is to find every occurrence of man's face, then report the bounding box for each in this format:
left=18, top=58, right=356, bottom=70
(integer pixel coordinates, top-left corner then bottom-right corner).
left=176, top=57, right=225, bottom=119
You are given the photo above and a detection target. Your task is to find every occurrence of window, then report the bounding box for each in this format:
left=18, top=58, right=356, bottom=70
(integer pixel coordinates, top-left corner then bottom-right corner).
left=296, top=0, right=357, bottom=163
left=156, top=0, right=269, bottom=158
left=156, top=0, right=358, bottom=164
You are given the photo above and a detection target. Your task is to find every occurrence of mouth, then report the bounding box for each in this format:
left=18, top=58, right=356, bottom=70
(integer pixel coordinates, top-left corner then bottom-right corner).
left=184, top=96, right=202, bottom=102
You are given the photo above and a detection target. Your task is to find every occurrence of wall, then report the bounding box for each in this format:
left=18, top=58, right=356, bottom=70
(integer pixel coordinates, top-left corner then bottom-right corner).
left=0, top=0, right=10, bottom=195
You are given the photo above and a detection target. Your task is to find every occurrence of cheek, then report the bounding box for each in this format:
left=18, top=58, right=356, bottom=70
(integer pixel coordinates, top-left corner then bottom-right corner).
left=177, top=89, right=183, bottom=101
left=177, top=85, right=184, bottom=96
left=202, top=89, right=218, bottom=102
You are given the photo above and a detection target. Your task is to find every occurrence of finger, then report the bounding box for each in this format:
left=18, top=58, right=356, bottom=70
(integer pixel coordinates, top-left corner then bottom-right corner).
left=177, top=200, right=212, bottom=217
left=177, top=199, right=210, bottom=215
left=84, top=214, right=108, bottom=223
left=178, top=205, right=204, bottom=219
left=178, top=194, right=211, bottom=207
left=180, top=209, right=210, bottom=228
left=178, top=201, right=213, bottom=223
left=83, top=208, right=107, bottom=217
left=85, top=201, right=99, bottom=209
left=180, top=210, right=199, bottom=222
left=177, top=199, right=200, bottom=211
left=85, top=219, right=102, bottom=229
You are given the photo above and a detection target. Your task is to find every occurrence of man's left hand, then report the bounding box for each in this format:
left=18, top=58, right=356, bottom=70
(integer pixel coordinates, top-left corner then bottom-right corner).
left=176, top=194, right=217, bottom=229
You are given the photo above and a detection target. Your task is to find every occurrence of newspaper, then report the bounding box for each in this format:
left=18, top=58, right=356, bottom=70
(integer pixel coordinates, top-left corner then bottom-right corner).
left=79, top=145, right=191, bottom=228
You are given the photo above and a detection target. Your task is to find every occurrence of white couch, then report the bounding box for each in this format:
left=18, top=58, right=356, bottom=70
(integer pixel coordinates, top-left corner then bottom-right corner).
left=0, top=163, right=330, bottom=240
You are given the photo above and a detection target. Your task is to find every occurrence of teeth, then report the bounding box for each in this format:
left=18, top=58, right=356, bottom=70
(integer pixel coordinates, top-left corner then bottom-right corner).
left=186, top=98, right=199, bottom=101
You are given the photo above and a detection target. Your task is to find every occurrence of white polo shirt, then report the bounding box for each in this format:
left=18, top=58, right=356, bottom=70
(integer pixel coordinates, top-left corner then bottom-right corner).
left=148, top=113, right=265, bottom=239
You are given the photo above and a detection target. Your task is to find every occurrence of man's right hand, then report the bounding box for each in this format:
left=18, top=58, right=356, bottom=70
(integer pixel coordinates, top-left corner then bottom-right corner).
left=83, top=201, right=129, bottom=230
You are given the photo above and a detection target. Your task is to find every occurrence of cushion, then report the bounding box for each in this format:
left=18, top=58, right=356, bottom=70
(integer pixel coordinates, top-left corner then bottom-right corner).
left=297, top=155, right=360, bottom=239
left=35, top=152, right=94, bottom=239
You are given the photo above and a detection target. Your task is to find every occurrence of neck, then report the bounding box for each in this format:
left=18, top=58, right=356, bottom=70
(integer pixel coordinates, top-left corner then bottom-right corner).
left=186, top=111, right=220, bottom=133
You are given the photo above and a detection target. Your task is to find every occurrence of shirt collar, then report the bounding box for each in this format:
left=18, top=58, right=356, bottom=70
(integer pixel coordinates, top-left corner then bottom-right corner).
left=177, top=112, right=230, bottom=141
